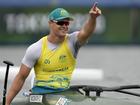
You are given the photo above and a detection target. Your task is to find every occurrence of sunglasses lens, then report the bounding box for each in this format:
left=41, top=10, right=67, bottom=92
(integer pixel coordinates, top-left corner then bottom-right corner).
left=57, top=21, right=69, bottom=26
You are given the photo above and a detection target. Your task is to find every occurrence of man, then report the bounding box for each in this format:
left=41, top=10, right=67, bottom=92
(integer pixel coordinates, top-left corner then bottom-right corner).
left=6, top=3, right=101, bottom=105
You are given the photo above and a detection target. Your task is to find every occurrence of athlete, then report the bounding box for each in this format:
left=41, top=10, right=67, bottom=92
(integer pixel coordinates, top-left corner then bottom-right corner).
left=6, top=4, right=101, bottom=105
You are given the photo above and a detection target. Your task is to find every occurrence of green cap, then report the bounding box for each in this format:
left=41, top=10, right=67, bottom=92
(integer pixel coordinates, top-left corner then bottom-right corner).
left=48, top=8, right=73, bottom=21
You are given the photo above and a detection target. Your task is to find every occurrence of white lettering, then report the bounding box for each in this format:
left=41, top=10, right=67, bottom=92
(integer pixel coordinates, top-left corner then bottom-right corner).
left=5, top=13, right=106, bottom=34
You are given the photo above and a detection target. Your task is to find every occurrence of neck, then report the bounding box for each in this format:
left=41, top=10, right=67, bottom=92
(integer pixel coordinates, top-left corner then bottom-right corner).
left=47, top=34, right=65, bottom=44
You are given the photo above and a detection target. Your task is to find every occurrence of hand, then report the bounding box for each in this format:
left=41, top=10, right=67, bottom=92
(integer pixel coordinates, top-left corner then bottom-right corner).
left=89, top=2, right=101, bottom=18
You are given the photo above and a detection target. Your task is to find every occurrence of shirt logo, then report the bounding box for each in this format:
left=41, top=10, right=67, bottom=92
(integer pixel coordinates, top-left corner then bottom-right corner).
left=59, top=55, right=67, bottom=63
left=44, top=59, right=50, bottom=64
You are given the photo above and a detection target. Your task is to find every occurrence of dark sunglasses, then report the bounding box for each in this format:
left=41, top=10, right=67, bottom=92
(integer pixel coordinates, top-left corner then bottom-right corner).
left=52, top=20, right=70, bottom=26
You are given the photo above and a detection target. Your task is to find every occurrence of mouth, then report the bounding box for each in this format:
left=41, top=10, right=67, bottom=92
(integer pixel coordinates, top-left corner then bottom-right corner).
left=59, top=27, right=68, bottom=32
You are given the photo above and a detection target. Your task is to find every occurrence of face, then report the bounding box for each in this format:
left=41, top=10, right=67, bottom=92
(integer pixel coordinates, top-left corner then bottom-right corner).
left=49, top=19, right=70, bottom=37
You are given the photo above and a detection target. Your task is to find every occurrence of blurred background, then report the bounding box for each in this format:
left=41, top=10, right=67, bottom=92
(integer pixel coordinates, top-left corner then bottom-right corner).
left=0, top=0, right=140, bottom=103
left=0, top=0, right=140, bottom=45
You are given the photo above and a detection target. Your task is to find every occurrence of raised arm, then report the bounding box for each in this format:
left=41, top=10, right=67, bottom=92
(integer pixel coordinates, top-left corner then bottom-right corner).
left=6, top=64, right=31, bottom=105
left=77, top=2, right=101, bottom=45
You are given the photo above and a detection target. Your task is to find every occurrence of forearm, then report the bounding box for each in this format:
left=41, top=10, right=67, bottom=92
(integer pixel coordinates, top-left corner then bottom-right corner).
left=77, top=5, right=101, bottom=45
left=77, top=15, right=97, bottom=45
left=81, top=15, right=97, bottom=38
left=6, top=74, right=26, bottom=105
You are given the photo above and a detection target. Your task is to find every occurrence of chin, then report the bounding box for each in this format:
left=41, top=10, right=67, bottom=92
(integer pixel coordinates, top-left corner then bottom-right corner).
left=60, top=32, right=67, bottom=36
left=60, top=34, right=66, bottom=37
left=56, top=34, right=66, bottom=38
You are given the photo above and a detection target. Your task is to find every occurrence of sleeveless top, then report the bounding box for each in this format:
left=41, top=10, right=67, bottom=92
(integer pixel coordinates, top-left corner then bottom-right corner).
left=34, top=36, right=76, bottom=90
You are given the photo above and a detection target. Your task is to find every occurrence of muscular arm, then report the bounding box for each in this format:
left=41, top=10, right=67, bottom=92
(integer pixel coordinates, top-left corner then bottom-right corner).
left=77, top=3, right=101, bottom=45
left=6, top=64, right=31, bottom=105
left=6, top=40, right=40, bottom=105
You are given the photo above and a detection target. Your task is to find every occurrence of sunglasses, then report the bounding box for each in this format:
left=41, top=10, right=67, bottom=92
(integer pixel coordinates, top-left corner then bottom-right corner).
left=52, top=20, right=70, bottom=26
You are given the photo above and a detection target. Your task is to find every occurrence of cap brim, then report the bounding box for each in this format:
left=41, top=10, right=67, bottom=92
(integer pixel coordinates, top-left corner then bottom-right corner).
left=55, top=17, right=73, bottom=21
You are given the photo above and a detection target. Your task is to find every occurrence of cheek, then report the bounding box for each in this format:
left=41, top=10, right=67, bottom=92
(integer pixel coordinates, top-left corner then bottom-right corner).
left=53, top=27, right=62, bottom=35
left=51, top=25, right=59, bottom=31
